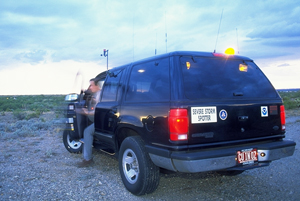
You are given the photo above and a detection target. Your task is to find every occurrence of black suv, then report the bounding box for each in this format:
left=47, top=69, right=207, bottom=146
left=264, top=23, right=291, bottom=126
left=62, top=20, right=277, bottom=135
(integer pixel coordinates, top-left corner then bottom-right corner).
left=63, top=51, right=296, bottom=195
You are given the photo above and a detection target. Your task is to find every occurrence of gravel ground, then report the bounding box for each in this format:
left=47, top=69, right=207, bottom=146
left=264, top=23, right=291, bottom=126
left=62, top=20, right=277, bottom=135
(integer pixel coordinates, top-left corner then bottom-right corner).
left=0, top=111, right=299, bottom=201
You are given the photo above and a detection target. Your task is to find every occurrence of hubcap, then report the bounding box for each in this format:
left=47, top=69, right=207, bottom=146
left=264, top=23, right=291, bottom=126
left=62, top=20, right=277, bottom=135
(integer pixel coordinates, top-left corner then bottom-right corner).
left=67, top=134, right=82, bottom=149
left=122, top=148, right=139, bottom=184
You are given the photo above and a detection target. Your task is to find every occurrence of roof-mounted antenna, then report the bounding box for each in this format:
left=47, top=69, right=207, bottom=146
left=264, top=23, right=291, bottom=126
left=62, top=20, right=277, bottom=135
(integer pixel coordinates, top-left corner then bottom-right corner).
left=214, top=9, right=224, bottom=53
left=165, top=11, right=168, bottom=53
left=155, top=32, right=157, bottom=55
left=236, top=28, right=240, bottom=54
left=132, top=15, right=135, bottom=61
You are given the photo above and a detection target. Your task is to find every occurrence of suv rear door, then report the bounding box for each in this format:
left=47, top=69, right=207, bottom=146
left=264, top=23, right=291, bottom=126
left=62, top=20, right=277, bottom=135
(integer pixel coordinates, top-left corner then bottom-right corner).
left=179, top=56, right=284, bottom=145
left=120, top=57, right=171, bottom=144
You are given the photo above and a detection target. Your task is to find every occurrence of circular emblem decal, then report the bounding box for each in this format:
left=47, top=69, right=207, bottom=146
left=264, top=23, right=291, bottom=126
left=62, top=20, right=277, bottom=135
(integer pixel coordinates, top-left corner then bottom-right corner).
left=219, top=109, right=228, bottom=120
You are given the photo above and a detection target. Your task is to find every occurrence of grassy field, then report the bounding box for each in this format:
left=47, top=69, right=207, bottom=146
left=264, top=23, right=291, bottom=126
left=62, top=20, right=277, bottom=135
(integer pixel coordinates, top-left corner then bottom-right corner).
left=278, top=90, right=300, bottom=110
left=0, top=92, right=299, bottom=140
left=0, top=95, right=65, bottom=139
left=0, top=95, right=65, bottom=120
left=0, top=91, right=299, bottom=113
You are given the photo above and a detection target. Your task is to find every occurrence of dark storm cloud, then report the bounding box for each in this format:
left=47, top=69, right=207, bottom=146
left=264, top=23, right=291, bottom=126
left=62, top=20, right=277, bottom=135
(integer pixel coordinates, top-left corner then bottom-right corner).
left=244, top=1, right=300, bottom=48
left=261, top=38, right=300, bottom=47
left=0, top=1, right=98, bottom=65
left=247, top=22, right=300, bottom=39
left=13, top=49, right=47, bottom=64
left=0, top=0, right=299, bottom=68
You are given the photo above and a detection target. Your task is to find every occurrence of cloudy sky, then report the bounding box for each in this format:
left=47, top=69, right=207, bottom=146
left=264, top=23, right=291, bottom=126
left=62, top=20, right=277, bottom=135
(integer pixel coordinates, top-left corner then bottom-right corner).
left=0, top=0, right=299, bottom=95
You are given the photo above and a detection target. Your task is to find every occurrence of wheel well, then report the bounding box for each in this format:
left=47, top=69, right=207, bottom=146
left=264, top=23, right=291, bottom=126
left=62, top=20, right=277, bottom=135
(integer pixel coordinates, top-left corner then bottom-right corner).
left=116, top=127, right=139, bottom=150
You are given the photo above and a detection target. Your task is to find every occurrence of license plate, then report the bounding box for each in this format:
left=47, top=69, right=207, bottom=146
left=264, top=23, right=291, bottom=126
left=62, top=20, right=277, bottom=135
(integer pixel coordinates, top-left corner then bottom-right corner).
left=236, top=148, right=258, bottom=165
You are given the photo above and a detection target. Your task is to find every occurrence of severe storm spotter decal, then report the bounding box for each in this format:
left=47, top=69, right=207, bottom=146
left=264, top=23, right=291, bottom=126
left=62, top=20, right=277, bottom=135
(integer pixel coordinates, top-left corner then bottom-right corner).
left=191, top=107, right=217, bottom=123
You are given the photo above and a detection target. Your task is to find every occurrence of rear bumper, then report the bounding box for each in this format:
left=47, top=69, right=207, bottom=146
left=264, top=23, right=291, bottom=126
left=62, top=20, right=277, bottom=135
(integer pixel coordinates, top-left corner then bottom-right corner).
left=146, top=140, right=296, bottom=173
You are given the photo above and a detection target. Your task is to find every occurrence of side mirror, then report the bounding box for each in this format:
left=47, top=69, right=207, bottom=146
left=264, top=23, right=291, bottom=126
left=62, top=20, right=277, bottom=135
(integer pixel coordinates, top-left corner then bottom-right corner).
left=65, top=93, right=79, bottom=101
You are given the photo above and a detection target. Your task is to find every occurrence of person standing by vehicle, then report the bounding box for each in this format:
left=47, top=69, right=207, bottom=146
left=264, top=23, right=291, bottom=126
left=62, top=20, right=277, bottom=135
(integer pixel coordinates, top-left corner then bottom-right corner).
left=76, top=78, right=101, bottom=168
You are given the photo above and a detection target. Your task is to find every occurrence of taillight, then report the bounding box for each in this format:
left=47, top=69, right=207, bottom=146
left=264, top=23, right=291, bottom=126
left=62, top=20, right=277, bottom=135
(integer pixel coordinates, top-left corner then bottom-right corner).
left=169, top=109, right=188, bottom=141
left=280, top=105, right=286, bottom=131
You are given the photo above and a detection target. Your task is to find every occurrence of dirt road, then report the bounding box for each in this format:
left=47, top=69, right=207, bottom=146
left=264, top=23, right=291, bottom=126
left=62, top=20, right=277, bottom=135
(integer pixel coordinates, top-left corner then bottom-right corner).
left=0, top=113, right=299, bottom=200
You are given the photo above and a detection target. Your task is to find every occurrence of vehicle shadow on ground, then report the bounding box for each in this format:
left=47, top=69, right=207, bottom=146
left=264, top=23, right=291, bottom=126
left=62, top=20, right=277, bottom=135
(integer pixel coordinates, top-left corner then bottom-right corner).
left=90, top=147, right=299, bottom=200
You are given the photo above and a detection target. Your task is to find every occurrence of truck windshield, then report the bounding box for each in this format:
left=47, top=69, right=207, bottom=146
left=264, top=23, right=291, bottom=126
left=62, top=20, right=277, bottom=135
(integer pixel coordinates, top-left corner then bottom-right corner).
left=180, top=56, right=277, bottom=99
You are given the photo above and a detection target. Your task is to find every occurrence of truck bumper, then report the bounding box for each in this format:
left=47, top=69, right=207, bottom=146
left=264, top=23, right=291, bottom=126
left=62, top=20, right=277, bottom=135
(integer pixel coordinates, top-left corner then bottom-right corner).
left=146, top=140, right=296, bottom=173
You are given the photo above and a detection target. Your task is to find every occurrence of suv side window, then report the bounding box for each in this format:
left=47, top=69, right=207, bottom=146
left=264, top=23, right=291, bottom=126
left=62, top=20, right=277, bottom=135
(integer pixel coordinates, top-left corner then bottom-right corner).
left=126, top=58, right=170, bottom=102
left=101, top=70, right=123, bottom=102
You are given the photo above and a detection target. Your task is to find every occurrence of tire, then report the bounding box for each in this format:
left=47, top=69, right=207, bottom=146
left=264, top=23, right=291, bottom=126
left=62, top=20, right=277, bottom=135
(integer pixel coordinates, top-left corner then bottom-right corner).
left=63, top=130, right=83, bottom=154
left=217, top=170, right=245, bottom=176
left=118, top=136, right=160, bottom=195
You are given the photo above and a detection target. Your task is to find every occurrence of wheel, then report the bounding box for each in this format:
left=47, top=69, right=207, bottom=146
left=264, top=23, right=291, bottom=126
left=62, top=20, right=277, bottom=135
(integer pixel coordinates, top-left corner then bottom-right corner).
left=217, top=170, right=245, bottom=176
left=118, top=136, right=160, bottom=195
left=63, top=130, right=83, bottom=154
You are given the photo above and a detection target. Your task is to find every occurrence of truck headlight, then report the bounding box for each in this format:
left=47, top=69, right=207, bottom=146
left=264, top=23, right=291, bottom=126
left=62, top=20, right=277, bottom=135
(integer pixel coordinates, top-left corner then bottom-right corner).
left=68, top=104, right=75, bottom=110
left=65, top=94, right=78, bottom=101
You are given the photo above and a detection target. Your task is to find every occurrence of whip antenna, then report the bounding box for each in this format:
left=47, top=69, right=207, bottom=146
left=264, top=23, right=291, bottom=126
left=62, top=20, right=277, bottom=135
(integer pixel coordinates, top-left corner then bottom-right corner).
left=236, top=28, right=240, bottom=54
left=214, top=9, right=223, bottom=53
left=72, top=70, right=84, bottom=93
left=165, top=11, right=168, bottom=53
left=132, top=15, right=135, bottom=61
left=155, top=32, right=157, bottom=55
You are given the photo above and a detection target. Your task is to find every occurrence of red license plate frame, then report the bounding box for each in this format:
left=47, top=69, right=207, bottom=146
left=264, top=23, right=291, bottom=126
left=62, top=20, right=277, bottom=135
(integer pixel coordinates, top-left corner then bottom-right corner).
left=236, top=148, right=258, bottom=165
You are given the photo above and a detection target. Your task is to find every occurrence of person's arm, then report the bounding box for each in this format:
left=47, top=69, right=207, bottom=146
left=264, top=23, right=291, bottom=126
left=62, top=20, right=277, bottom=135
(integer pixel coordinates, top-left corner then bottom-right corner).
left=84, top=108, right=95, bottom=116
left=76, top=108, right=94, bottom=116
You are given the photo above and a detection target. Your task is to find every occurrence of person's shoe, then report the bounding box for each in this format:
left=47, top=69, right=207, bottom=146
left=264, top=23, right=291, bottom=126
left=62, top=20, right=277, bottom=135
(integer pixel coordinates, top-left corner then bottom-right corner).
left=76, top=159, right=94, bottom=168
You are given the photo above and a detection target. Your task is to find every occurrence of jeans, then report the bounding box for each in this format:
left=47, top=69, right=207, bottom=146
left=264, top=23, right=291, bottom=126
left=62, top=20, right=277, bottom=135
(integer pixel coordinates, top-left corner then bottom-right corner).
left=83, top=123, right=94, bottom=161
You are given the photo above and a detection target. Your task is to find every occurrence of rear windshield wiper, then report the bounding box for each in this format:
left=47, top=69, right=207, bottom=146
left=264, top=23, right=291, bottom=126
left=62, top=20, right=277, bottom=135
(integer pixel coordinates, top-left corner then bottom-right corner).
left=233, top=92, right=243, bottom=96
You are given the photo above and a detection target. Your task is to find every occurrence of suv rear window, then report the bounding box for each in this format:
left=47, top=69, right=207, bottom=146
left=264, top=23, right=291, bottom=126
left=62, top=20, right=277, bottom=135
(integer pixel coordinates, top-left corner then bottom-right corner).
left=180, top=56, right=277, bottom=99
